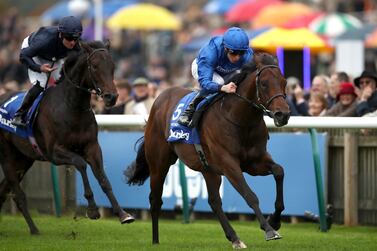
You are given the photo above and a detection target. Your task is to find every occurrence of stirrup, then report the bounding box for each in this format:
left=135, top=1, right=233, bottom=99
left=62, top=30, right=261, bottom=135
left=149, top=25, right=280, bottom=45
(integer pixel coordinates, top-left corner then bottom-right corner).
left=177, top=115, right=191, bottom=127
left=11, top=116, right=27, bottom=127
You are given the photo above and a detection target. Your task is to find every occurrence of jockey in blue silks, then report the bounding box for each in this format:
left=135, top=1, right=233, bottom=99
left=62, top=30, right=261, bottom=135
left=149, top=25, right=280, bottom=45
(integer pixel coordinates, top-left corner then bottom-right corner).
left=178, top=27, right=254, bottom=128
left=12, top=16, right=82, bottom=127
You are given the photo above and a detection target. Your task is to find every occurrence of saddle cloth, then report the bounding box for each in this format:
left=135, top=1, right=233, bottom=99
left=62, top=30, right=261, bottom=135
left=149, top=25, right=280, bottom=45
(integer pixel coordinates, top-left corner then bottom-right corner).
left=0, top=92, right=43, bottom=138
left=167, top=91, right=217, bottom=144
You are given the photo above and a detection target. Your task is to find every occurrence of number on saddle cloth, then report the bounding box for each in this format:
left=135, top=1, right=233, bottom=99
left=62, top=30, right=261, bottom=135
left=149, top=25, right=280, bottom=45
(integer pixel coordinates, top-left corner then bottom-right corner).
left=167, top=91, right=220, bottom=144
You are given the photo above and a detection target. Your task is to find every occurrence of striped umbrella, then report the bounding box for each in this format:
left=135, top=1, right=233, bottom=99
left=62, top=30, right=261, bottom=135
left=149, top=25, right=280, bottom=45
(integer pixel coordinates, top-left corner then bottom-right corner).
left=365, top=29, right=377, bottom=47
left=309, top=13, right=363, bottom=38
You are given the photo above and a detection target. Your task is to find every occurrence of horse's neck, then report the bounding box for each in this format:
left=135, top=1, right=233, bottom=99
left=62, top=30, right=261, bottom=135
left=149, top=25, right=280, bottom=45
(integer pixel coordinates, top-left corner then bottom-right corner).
left=219, top=93, right=263, bottom=128
left=60, top=69, right=92, bottom=112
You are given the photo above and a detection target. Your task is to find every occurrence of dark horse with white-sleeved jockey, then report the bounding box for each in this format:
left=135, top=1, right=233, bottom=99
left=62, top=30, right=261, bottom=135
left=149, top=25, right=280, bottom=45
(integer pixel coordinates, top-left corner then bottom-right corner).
left=0, top=41, right=134, bottom=235
left=125, top=52, right=290, bottom=249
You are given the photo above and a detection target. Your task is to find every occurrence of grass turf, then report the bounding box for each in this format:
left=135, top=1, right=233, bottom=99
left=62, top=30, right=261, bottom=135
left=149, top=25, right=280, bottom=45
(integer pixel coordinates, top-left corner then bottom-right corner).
left=0, top=214, right=376, bottom=251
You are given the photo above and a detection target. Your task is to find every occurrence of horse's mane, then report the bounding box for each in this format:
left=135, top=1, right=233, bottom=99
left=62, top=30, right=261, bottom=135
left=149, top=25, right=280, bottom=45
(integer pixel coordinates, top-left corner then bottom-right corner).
left=56, top=41, right=108, bottom=85
left=228, top=52, right=278, bottom=85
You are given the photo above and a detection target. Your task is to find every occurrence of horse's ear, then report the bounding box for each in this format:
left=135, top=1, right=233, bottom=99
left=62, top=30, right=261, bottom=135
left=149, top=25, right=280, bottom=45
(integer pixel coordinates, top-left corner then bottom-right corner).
left=104, top=40, right=111, bottom=50
left=80, top=42, right=93, bottom=53
left=273, top=55, right=279, bottom=65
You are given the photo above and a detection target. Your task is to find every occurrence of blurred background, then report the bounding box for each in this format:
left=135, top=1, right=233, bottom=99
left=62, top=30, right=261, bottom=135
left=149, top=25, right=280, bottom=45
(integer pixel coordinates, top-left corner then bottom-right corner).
left=1, top=0, right=377, bottom=103
left=1, top=0, right=377, bottom=227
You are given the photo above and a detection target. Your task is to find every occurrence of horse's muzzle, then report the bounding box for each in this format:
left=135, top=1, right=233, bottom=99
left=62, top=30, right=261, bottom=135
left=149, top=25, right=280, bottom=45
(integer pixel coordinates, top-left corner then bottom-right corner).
left=103, top=93, right=118, bottom=107
left=273, top=111, right=290, bottom=127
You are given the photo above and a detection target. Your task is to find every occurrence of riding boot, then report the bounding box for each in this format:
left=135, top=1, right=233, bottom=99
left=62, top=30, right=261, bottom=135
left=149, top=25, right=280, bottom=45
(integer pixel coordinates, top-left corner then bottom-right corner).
left=177, top=93, right=205, bottom=128
left=12, top=84, right=44, bottom=127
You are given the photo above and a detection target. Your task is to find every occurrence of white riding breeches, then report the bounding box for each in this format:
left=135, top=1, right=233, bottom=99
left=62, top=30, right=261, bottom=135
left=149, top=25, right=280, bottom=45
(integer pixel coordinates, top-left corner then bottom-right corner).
left=191, top=58, right=225, bottom=85
left=21, top=36, right=64, bottom=88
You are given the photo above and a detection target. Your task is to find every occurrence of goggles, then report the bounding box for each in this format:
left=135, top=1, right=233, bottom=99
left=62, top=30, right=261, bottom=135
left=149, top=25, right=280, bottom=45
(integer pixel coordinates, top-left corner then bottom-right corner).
left=226, top=48, right=246, bottom=56
left=62, top=33, right=81, bottom=42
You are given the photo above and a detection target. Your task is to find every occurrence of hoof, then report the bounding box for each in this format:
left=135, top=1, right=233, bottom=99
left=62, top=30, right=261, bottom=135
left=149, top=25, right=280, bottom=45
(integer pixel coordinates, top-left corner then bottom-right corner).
left=232, top=240, right=247, bottom=249
left=265, top=230, right=282, bottom=241
left=86, top=207, right=101, bottom=220
left=120, top=213, right=135, bottom=224
left=30, top=229, right=40, bottom=235
left=267, top=214, right=281, bottom=230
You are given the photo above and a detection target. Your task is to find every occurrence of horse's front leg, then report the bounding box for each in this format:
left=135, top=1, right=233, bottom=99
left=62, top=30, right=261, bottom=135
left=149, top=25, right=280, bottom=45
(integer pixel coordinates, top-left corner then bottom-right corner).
left=85, top=142, right=134, bottom=224
left=51, top=146, right=100, bottom=220
left=222, top=159, right=281, bottom=241
left=247, top=158, right=285, bottom=231
left=202, top=172, right=247, bottom=249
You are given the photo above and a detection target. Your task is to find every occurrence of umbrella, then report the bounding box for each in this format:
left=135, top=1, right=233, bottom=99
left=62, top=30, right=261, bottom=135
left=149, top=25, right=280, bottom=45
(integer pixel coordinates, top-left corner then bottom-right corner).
left=252, top=2, right=315, bottom=29
left=203, top=0, right=239, bottom=15
left=250, top=27, right=332, bottom=52
left=181, top=26, right=271, bottom=52
left=336, top=23, right=376, bottom=40
left=225, top=0, right=281, bottom=23
left=365, top=29, right=377, bottom=47
left=281, top=12, right=324, bottom=29
left=41, top=0, right=137, bottom=23
left=309, top=13, right=363, bottom=38
left=106, top=3, right=181, bottom=30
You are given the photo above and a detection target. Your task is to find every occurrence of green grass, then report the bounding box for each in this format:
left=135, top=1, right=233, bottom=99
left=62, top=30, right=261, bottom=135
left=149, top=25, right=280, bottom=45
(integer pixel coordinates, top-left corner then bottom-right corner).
left=0, top=214, right=377, bottom=251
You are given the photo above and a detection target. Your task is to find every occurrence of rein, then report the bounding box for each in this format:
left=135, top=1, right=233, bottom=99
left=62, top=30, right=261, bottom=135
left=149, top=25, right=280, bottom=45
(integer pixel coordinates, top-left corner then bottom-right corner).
left=62, top=48, right=108, bottom=97
left=232, top=64, right=286, bottom=117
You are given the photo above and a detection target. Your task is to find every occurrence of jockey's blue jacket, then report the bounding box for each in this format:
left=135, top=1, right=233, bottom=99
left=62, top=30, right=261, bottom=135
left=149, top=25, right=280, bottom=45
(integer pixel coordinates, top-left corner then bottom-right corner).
left=20, top=26, right=80, bottom=73
left=196, top=36, right=253, bottom=94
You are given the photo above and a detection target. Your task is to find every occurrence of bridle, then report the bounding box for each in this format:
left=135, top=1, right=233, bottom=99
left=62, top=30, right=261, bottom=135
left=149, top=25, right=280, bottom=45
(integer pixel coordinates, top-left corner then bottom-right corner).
left=63, top=48, right=108, bottom=97
left=232, top=64, right=286, bottom=117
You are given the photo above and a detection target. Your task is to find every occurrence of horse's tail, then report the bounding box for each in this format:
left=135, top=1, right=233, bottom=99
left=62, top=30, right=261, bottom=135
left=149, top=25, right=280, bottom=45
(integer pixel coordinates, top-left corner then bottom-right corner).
left=124, top=137, right=150, bottom=186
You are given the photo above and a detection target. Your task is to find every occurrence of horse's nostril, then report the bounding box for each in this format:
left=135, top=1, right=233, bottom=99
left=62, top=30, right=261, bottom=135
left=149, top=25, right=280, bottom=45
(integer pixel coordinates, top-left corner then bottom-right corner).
left=103, top=93, right=117, bottom=106
left=274, top=111, right=283, bottom=119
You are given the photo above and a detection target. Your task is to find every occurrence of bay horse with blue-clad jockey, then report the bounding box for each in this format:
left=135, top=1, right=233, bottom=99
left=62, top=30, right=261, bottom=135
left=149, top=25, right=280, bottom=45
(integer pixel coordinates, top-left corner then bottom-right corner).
left=125, top=52, right=290, bottom=249
left=0, top=41, right=134, bottom=235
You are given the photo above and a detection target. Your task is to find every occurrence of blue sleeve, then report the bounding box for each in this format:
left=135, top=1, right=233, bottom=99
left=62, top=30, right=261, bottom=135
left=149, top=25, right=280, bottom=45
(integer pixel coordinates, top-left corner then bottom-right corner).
left=196, top=42, right=223, bottom=93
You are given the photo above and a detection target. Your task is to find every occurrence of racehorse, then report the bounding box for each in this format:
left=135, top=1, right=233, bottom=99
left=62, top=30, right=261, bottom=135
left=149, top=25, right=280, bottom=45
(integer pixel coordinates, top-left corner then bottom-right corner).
left=0, top=41, right=134, bottom=234
left=125, top=52, right=290, bottom=249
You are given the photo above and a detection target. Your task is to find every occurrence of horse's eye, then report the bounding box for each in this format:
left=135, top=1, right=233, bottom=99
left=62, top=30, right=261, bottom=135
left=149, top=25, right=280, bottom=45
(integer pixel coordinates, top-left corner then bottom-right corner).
left=261, top=80, right=268, bottom=89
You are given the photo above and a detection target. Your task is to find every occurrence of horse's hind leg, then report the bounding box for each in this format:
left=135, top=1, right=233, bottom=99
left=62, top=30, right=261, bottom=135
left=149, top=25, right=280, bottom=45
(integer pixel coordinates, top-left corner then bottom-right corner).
left=0, top=179, right=10, bottom=211
left=2, top=156, right=37, bottom=234
left=202, top=172, right=247, bottom=249
left=146, top=141, right=177, bottom=244
left=85, top=143, right=134, bottom=224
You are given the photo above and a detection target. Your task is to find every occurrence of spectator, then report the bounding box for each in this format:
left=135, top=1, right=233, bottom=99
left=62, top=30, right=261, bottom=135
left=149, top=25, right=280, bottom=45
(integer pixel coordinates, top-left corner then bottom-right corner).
left=354, top=70, right=377, bottom=116
left=328, top=71, right=349, bottom=108
left=285, top=76, right=300, bottom=116
left=324, top=82, right=358, bottom=117
left=124, top=77, right=155, bottom=115
left=102, top=79, right=132, bottom=114
left=292, top=74, right=331, bottom=116
left=308, top=93, right=328, bottom=116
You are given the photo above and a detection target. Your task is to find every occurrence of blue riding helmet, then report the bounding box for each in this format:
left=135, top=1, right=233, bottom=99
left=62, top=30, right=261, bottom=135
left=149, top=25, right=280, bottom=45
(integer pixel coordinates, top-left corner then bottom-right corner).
left=223, top=27, right=249, bottom=51
left=58, top=16, right=82, bottom=38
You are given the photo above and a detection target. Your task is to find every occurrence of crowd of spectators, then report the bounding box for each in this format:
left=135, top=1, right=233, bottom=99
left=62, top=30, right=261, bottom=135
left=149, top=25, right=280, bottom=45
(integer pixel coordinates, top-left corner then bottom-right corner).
left=286, top=70, right=377, bottom=118
left=1, top=2, right=377, bottom=118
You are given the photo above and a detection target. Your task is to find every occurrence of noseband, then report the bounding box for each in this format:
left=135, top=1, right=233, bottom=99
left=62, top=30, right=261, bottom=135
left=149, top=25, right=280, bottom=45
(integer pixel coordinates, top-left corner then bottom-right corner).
left=63, top=48, right=108, bottom=97
left=233, top=64, right=286, bottom=117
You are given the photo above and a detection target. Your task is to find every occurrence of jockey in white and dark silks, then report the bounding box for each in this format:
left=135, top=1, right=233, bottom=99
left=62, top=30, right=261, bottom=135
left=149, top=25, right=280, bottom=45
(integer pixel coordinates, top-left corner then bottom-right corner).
left=12, top=16, right=82, bottom=127
left=178, top=27, right=254, bottom=128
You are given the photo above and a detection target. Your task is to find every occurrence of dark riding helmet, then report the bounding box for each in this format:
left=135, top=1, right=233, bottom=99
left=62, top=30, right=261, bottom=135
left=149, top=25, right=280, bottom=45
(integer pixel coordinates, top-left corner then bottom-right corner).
left=223, top=27, right=249, bottom=51
left=58, top=16, right=82, bottom=39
